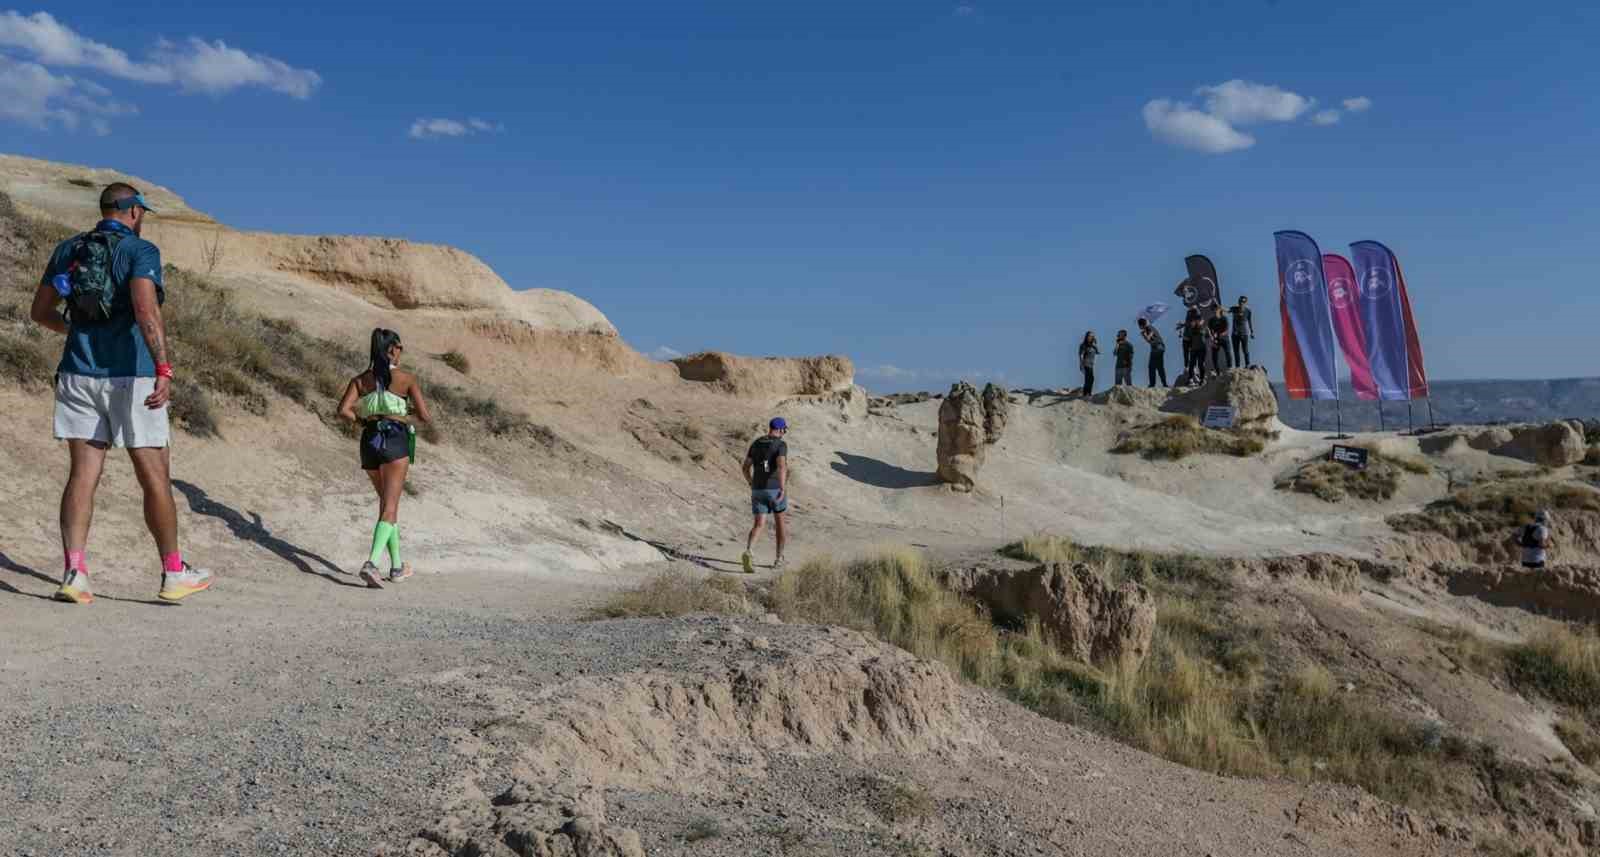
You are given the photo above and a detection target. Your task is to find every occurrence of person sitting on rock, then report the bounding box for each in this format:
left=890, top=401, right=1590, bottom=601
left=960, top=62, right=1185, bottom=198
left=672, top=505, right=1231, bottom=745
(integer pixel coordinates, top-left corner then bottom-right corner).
left=1519, top=510, right=1554, bottom=570
left=1112, top=330, right=1134, bottom=387
left=742, top=418, right=789, bottom=573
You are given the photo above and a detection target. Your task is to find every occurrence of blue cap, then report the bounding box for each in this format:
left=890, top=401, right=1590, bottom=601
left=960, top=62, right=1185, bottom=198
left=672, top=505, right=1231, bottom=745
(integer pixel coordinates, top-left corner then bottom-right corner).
left=770, top=417, right=787, bottom=431
left=106, top=192, right=156, bottom=213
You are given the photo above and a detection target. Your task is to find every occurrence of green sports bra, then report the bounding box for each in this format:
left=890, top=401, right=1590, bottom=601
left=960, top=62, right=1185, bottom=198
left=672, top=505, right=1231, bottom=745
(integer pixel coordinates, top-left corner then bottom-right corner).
left=356, top=388, right=408, bottom=420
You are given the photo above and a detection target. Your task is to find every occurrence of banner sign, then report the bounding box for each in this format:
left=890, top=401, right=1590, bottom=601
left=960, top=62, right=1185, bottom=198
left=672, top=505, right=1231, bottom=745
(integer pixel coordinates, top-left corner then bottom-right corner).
left=1274, top=230, right=1339, bottom=400
left=1321, top=253, right=1378, bottom=401
left=1177, top=255, right=1221, bottom=314
left=1331, top=444, right=1369, bottom=470
left=1349, top=241, right=1430, bottom=401
left=1202, top=405, right=1236, bottom=429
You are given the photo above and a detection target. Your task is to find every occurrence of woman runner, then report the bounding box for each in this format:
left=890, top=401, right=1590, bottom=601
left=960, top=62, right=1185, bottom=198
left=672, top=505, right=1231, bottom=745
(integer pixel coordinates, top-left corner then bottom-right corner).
left=337, top=329, right=434, bottom=587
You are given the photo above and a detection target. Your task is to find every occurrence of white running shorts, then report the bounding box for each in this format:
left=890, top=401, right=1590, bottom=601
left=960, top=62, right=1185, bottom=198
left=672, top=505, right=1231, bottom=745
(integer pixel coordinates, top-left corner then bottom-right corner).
left=53, top=373, right=170, bottom=449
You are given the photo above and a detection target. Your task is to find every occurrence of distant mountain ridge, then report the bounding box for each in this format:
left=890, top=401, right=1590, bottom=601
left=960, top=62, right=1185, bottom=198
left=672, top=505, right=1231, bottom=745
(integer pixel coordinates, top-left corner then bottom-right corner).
left=1272, top=376, right=1600, bottom=432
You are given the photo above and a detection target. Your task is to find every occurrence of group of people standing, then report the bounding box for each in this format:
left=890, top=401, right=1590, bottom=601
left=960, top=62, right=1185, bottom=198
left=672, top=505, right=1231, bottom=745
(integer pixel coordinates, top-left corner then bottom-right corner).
left=1076, top=296, right=1256, bottom=396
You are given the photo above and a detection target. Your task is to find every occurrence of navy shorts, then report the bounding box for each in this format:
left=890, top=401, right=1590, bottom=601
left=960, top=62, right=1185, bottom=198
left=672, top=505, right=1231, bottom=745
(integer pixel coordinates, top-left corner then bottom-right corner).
left=751, top=488, right=788, bottom=515
left=360, top=420, right=410, bottom=471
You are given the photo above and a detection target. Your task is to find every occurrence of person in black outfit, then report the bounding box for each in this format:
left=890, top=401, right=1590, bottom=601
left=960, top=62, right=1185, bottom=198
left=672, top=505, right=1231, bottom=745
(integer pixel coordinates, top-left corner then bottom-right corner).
left=1207, top=305, right=1232, bottom=374
left=1077, top=331, right=1098, bottom=396
left=1112, top=330, right=1134, bottom=387
left=1185, top=317, right=1209, bottom=385
left=741, top=418, right=789, bottom=573
left=1229, top=296, right=1255, bottom=367
left=1138, top=318, right=1167, bottom=387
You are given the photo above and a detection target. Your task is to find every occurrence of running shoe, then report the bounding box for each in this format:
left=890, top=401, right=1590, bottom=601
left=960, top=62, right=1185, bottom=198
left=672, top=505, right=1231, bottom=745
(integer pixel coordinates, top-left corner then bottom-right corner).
left=388, top=563, right=413, bottom=583
left=773, top=556, right=787, bottom=571
left=740, top=552, right=754, bottom=574
left=158, top=564, right=213, bottom=602
left=54, top=569, right=93, bottom=605
left=358, top=561, right=385, bottom=589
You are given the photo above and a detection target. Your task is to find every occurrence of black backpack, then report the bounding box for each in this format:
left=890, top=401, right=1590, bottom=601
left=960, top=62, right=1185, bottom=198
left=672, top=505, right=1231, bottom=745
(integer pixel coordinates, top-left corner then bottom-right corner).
left=1519, top=524, right=1542, bottom=549
left=63, top=230, right=127, bottom=324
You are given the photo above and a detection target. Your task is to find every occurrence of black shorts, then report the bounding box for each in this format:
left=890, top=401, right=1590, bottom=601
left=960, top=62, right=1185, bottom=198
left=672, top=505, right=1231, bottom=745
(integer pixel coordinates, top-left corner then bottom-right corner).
left=360, top=420, right=410, bottom=471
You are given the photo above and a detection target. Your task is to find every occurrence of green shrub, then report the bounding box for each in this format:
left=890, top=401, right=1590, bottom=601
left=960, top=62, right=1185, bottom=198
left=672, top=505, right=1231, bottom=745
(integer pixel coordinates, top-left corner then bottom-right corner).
left=1111, top=414, right=1271, bottom=460
left=440, top=349, right=471, bottom=374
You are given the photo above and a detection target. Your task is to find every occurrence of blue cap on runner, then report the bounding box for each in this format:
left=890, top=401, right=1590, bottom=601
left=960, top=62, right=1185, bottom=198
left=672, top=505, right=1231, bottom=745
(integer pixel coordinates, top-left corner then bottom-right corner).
left=770, top=417, right=787, bottom=431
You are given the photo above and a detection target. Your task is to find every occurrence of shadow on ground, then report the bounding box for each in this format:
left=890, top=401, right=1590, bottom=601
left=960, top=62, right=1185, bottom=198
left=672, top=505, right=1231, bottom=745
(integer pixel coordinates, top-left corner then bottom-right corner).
left=173, top=480, right=361, bottom=587
left=0, top=550, right=54, bottom=600
left=830, top=451, right=941, bottom=490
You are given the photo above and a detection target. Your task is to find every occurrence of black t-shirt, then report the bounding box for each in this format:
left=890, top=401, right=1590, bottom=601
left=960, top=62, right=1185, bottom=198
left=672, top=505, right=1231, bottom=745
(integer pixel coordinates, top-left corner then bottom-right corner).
left=1207, top=316, right=1229, bottom=340
left=1229, top=305, right=1253, bottom=336
left=1114, top=341, right=1134, bottom=367
left=747, top=436, right=787, bottom=490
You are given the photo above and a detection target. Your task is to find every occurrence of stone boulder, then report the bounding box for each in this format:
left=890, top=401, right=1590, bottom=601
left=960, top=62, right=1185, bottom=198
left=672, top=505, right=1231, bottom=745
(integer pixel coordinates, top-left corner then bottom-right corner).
left=1163, top=366, right=1278, bottom=427
left=981, top=382, right=1011, bottom=444
left=937, top=381, right=986, bottom=491
left=946, top=562, right=1156, bottom=668
left=1494, top=421, right=1586, bottom=467
left=1466, top=426, right=1515, bottom=451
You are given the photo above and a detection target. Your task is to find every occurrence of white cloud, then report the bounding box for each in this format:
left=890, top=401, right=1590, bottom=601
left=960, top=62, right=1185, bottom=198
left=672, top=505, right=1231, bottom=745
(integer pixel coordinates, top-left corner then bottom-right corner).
left=648, top=346, right=684, bottom=361
left=409, top=116, right=504, bottom=140
left=858, top=364, right=921, bottom=380
left=0, top=54, right=135, bottom=132
left=0, top=10, right=166, bottom=82
left=151, top=37, right=321, bottom=99
left=0, top=10, right=319, bottom=134
left=954, top=4, right=977, bottom=15
left=1310, top=109, right=1341, bottom=126
left=1342, top=96, right=1372, bottom=112
left=1196, top=79, right=1313, bottom=124
left=1142, top=98, right=1255, bottom=154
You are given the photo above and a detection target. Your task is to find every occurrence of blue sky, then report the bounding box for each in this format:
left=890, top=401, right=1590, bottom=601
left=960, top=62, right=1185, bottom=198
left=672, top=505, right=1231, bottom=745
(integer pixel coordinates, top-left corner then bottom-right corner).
left=4, top=1, right=1598, bottom=392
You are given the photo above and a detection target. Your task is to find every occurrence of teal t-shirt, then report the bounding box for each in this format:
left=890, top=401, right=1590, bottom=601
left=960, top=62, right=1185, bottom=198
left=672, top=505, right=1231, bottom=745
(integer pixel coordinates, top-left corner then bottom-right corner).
left=41, top=220, right=165, bottom=378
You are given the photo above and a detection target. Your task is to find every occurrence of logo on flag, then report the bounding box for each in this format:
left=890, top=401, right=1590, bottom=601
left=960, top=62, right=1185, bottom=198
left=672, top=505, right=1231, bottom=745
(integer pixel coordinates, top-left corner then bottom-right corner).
left=1360, top=267, right=1392, bottom=300
left=1285, top=259, right=1318, bottom=295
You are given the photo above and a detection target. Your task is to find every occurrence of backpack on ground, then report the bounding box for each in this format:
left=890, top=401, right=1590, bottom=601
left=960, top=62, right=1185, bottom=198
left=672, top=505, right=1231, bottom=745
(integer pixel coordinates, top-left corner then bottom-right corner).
left=1519, top=524, right=1542, bottom=549
left=63, top=229, right=127, bottom=324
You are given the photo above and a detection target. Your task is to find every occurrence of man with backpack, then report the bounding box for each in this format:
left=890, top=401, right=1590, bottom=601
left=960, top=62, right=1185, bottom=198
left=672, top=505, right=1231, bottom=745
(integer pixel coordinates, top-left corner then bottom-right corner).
left=1519, top=510, right=1554, bottom=570
left=28, top=182, right=213, bottom=605
left=741, top=417, right=789, bottom=573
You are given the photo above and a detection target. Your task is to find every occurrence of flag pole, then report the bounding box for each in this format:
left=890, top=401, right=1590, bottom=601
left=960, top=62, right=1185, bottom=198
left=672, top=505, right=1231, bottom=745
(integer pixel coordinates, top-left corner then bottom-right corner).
left=1377, top=401, right=1385, bottom=432
left=1407, top=401, right=1415, bottom=435
left=1426, top=397, right=1436, bottom=429
left=1336, top=397, right=1344, bottom=439
left=1310, top=400, right=1315, bottom=433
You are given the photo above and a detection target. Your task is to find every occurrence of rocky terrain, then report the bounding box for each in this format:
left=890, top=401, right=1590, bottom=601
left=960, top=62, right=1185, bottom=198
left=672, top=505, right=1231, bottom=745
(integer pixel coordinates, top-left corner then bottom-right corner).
left=4, top=153, right=1600, bottom=856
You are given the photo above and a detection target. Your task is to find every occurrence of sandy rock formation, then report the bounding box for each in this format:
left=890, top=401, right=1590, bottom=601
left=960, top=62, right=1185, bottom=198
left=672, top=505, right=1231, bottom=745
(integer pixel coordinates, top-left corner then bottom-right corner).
left=1165, top=366, right=1278, bottom=427
left=1466, top=427, right=1515, bottom=451
left=779, top=384, right=869, bottom=423
left=1494, top=421, right=1586, bottom=467
left=670, top=351, right=854, bottom=398
left=1439, top=564, right=1600, bottom=623
left=947, top=562, right=1156, bottom=668
left=937, top=381, right=987, bottom=491
left=981, top=382, right=1011, bottom=443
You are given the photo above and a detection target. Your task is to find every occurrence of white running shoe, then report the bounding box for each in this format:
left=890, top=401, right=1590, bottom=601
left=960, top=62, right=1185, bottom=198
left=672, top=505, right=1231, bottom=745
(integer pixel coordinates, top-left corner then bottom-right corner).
left=158, top=564, right=213, bottom=602
left=55, top=569, right=93, bottom=604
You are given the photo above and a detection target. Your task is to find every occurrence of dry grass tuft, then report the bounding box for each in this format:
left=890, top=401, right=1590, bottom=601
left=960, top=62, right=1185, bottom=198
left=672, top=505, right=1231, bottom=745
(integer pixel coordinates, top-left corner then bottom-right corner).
left=859, top=776, right=935, bottom=823
left=440, top=349, right=471, bottom=375
left=1111, top=414, right=1272, bottom=460
left=1506, top=624, right=1600, bottom=710
left=590, top=570, right=755, bottom=619
left=1388, top=478, right=1600, bottom=541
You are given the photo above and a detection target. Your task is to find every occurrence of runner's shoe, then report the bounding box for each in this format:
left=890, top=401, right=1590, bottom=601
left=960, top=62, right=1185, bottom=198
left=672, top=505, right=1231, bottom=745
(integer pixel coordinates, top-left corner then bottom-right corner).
left=158, top=564, right=213, bottom=602
left=388, top=563, right=413, bottom=583
left=773, top=556, right=787, bottom=571
left=740, top=552, right=754, bottom=574
left=54, top=570, right=93, bottom=605
left=358, top=561, right=385, bottom=589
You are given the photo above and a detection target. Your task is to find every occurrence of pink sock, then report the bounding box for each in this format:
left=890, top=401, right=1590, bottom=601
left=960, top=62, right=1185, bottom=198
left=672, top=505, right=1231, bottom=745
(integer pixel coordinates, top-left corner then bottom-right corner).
left=162, top=552, right=184, bottom=574
left=65, top=550, right=86, bottom=573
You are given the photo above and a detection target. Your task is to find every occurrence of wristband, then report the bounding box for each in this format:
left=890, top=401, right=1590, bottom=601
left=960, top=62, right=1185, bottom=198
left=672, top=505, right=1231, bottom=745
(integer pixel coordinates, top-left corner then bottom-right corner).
left=155, top=363, right=174, bottom=379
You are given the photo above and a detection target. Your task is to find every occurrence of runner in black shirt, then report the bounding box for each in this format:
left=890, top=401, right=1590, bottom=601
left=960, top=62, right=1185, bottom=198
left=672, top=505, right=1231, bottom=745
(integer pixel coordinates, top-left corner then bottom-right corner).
left=741, top=418, right=789, bottom=573
left=1229, top=297, right=1255, bottom=367
left=1207, top=305, right=1232, bottom=374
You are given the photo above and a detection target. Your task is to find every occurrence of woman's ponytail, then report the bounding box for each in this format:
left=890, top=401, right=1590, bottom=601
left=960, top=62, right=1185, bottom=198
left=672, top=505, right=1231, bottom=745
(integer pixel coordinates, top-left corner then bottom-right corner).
left=369, top=328, right=400, bottom=391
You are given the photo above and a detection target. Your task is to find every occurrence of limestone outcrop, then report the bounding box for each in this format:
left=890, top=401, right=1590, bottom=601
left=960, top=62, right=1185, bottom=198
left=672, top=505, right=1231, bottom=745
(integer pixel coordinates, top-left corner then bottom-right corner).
left=982, top=382, right=1011, bottom=444
left=937, top=381, right=986, bottom=491
left=671, top=352, right=854, bottom=398
left=1164, top=367, right=1278, bottom=427
left=1494, top=421, right=1586, bottom=467
left=946, top=562, right=1157, bottom=668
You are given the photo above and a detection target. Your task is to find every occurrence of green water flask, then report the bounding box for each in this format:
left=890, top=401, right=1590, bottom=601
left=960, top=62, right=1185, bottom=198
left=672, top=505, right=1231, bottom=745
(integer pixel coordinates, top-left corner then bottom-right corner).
left=407, top=424, right=417, bottom=463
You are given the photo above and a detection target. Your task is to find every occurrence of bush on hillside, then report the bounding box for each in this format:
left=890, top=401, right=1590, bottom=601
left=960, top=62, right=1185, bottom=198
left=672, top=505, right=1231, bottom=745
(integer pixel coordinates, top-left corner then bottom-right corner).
left=1276, top=448, right=1431, bottom=504
left=440, top=349, right=471, bottom=375
left=1388, top=477, right=1600, bottom=540
left=1110, top=414, right=1273, bottom=460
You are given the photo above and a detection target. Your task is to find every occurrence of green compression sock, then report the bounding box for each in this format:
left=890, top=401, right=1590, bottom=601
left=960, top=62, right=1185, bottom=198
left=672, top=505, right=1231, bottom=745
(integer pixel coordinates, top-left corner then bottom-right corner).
left=386, top=523, right=402, bottom=568
left=369, top=521, right=396, bottom=566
